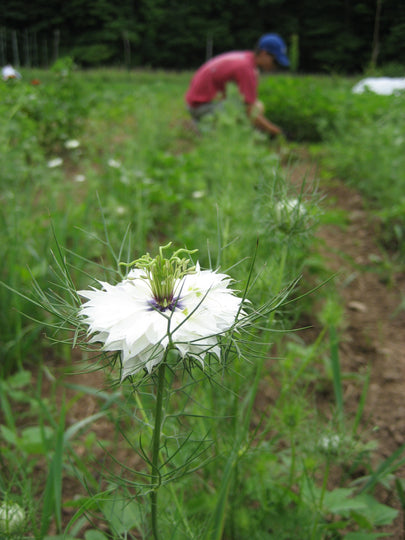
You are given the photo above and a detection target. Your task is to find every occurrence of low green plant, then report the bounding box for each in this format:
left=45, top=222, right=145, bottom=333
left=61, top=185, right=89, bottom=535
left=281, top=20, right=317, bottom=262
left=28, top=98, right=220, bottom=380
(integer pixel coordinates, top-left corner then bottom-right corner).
left=259, top=75, right=349, bottom=141
left=0, top=367, right=116, bottom=538
left=1, top=68, right=403, bottom=539
left=322, top=92, right=405, bottom=259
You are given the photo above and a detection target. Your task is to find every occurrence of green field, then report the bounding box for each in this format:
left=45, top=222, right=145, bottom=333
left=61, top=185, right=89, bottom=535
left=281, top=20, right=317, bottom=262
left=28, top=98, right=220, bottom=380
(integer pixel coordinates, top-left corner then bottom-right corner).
left=1, top=62, right=404, bottom=539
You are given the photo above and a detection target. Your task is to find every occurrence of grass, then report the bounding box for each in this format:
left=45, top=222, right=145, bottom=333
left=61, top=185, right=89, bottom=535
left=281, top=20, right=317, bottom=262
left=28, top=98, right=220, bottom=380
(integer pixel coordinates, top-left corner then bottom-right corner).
left=0, top=64, right=404, bottom=539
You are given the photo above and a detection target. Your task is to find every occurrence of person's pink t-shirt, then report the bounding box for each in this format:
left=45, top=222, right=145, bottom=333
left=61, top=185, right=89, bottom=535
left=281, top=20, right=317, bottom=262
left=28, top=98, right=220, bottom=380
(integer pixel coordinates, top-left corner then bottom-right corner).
left=185, top=51, right=258, bottom=107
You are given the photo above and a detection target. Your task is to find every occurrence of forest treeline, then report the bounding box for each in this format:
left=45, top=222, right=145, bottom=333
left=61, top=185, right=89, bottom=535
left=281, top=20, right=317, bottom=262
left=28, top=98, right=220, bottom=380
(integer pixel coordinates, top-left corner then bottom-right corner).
left=1, top=0, right=405, bottom=74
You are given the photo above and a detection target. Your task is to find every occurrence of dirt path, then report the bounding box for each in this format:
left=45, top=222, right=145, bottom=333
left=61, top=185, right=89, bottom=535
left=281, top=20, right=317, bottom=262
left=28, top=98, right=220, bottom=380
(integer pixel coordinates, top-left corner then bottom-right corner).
left=291, top=158, right=405, bottom=537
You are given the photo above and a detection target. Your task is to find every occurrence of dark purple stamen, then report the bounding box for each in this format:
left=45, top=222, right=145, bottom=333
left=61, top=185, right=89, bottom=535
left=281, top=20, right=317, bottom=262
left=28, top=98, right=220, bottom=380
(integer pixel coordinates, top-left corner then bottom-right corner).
left=148, top=296, right=182, bottom=312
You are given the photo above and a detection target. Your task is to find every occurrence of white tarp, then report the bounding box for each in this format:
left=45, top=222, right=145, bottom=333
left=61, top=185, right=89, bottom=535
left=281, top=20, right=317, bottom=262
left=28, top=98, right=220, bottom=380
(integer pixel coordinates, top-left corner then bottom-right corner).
left=2, top=65, right=22, bottom=80
left=352, top=77, right=405, bottom=96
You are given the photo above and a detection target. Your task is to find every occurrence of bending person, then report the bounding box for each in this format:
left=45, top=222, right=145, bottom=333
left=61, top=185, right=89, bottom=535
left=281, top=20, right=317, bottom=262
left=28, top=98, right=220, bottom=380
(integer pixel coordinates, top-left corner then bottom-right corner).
left=185, top=33, right=289, bottom=137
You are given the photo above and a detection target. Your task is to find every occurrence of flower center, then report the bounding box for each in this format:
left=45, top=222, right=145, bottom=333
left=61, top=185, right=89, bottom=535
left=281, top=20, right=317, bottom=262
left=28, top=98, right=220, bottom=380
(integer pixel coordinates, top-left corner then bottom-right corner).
left=148, top=295, right=183, bottom=312
left=123, top=242, right=197, bottom=313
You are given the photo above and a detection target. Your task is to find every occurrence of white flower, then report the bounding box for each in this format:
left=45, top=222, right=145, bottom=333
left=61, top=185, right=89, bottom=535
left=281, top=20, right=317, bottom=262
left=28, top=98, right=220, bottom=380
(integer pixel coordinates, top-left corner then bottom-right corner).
left=47, top=157, right=63, bottom=168
left=0, top=503, right=25, bottom=534
left=120, top=174, right=130, bottom=185
left=2, top=65, right=21, bottom=81
left=65, top=139, right=80, bottom=149
left=74, top=174, right=86, bottom=183
left=142, top=177, right=154, bottom=185
left=318, top=434, right=340, bottom=453
left=192, top=190, right=205, bottom=199
left=274, top=198, right=306, bottom=225
left=275, top=198, right=305, bottom=216
left=78, top=257, right=244, bottom=380
left=394, top=136, right=404, bottom=146
left=108, top=158, right=121, bottom=168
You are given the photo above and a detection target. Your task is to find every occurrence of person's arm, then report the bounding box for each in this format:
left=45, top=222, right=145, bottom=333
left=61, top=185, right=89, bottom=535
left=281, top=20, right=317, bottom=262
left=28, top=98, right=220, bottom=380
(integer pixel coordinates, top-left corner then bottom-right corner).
left=246, top=103, right=283, bottom=137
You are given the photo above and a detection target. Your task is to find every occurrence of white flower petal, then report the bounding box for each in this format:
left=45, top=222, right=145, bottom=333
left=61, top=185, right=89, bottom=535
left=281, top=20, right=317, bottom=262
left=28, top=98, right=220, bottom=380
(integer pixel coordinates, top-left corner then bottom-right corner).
left=108, top=158, right=121, bottom=168
left=78, top=262, right=244, bottom=380
left=65, top=139, right=80, bottom=149
left=47, top=157, right=63, bottom=168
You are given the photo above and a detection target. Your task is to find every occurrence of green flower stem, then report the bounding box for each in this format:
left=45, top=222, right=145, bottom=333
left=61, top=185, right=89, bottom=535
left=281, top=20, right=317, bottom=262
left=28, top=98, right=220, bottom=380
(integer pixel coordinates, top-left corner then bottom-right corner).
left=134, top=379, right=194, bottom=538
left=151, top=358, right=167, bottom=540
left=310, top=459, right=331, bottom=540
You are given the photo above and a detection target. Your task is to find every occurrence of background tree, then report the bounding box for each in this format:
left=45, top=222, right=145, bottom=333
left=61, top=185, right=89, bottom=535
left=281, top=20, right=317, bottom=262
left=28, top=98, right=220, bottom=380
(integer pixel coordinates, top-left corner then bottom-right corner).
left=1, top=0, right=404, bottom=72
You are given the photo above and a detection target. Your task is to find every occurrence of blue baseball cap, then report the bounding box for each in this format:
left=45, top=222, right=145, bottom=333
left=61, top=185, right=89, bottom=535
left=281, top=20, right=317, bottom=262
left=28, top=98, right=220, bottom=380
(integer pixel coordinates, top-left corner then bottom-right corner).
left=258, top=33, right=290, bottom=67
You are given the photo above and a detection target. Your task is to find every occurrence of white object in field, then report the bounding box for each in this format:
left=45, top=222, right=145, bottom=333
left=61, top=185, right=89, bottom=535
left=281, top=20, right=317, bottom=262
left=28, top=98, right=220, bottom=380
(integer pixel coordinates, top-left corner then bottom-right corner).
left=275, top=198, right=306, bottom=219
left=0, top=502, right=25, bottom=533
left=352, top=77, right=405, bottom=96
left=2, top=64, right=22, bottom=80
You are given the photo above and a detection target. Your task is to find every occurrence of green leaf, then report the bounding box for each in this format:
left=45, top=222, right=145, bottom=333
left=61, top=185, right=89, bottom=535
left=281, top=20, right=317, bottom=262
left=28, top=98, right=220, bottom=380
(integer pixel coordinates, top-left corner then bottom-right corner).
left=349, top=510, right=374, bottom=530
left=354, top=494, right=398, bottom=527
left=44, top=536, right=78, bottom=540
left=63, top=412, right=106, bottom=442
left=395, top=477, right=405, bottom=509
left=323, top=488, right=367, bottom=515
left=359, top=443, right=405, bottom=493
left=85, top=531, right=110, bottom=540
left=4, top=370, right=31, bottom=390
left=102, top=496, right=143, bottom=534
left=18, top=425, right=54, bottom=454
left=40, top=412, right=66, bottom=537
left=0, top=425, right=18, bottom=446
left=63, top=490, right=115, bottom=534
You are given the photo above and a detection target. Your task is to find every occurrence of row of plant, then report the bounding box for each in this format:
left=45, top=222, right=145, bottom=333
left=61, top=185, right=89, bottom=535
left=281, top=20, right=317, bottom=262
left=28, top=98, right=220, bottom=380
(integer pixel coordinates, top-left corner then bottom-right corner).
left=0, top=66, right=403, bottom=539
left=260, top=74, right=405, bottom=259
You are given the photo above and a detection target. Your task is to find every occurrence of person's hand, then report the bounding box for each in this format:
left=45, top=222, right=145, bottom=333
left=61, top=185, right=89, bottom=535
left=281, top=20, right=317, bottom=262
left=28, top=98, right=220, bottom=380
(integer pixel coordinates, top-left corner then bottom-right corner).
left=269, top=129, right=286, bottom=140
left=279, top=130, right=293, bottom=141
